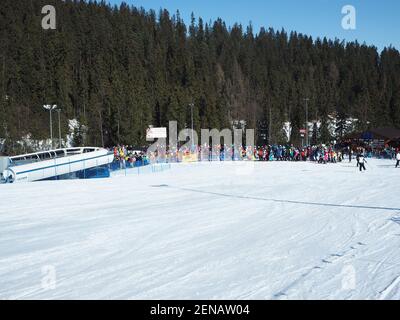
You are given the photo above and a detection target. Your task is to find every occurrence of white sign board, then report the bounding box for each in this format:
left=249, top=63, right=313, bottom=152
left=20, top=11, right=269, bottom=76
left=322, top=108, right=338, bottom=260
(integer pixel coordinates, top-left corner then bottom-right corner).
left=146, top=127, right=167, bottom=139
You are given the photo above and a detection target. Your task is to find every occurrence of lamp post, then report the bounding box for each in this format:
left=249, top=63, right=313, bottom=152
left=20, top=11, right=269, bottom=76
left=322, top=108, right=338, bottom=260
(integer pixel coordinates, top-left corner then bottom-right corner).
left=56, top=108, right=62, bottom=149
left=43, top=104, right=57, bottom=149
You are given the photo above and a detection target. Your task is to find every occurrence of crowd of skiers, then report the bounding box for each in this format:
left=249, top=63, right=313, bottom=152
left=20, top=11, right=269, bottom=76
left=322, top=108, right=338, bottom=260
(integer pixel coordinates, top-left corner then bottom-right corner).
left=142, top=144, right=344, bottom=164
left=251, top=145, right=343, bottom=164
left=111, top=144, right=400, bottom=171
left=111, top=145, right=149, bottom=169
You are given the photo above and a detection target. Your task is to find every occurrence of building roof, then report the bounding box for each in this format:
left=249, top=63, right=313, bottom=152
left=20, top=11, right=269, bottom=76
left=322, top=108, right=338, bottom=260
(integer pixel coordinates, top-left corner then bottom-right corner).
left=345, top=127, right=400, bottom=141
left=370, top=127, right=400, bottom=140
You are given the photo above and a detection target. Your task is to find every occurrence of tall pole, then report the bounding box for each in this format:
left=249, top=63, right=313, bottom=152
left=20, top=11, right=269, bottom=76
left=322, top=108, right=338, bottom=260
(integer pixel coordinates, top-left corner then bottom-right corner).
left=189, top=103, right=194, bottom=150
left=304, top=98, right=310, bottom=146
left=49, top=108, right=53, bottom=148
left=56, top=109, right=62, bottom=149
left=269, top=106, right=272, bottom=144
left=44, top=104, right=57, bottom=149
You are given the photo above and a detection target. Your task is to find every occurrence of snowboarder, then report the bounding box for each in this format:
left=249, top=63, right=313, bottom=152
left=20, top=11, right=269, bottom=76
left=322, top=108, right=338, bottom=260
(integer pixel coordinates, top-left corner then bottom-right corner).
left=396, top=152, right=400, bottom=168
left=358, top=154, right=367, bottom=172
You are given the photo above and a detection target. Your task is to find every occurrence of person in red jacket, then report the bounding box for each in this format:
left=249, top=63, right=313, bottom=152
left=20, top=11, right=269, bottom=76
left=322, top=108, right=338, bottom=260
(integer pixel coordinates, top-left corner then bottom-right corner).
left=258, top=148, right=264, bottom=161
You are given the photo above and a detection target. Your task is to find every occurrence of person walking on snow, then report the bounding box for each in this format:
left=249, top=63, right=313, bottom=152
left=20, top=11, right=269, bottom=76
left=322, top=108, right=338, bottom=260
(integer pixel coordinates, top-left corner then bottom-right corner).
left=358, top=153, right=367, bottom=172
left=356, top=152, right=361, bottom=167
left=396, top=151, right=400, bottom=168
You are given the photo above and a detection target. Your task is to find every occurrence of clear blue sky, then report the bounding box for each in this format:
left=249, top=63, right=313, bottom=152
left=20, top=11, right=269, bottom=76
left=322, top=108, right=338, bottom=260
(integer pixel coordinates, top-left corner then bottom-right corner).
left=106, top=0, right=399, bottom=52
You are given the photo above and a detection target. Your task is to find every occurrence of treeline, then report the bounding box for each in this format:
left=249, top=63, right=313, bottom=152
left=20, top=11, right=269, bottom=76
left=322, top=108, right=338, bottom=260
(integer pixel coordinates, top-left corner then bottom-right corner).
left=1, top=0, right=400, bottom=154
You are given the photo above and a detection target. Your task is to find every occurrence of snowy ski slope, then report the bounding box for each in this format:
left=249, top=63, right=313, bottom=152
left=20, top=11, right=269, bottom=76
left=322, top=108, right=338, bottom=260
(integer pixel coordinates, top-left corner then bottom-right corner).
left=0, top=159, right=399, bottom=299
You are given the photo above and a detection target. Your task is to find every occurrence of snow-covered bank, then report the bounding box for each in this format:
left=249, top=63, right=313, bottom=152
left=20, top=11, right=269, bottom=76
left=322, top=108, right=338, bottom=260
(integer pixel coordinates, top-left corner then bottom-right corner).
left=0, top=159, right=399, bottom=299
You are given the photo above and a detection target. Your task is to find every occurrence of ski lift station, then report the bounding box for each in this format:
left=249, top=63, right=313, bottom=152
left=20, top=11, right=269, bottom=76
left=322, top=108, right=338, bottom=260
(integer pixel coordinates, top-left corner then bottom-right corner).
left=0, top=147, right=114, bottom=183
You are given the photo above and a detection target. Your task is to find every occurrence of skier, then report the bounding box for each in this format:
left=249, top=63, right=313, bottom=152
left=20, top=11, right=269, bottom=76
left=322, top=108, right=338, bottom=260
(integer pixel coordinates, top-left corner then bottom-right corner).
left=358, top=153, right=367, bottom=172
left=220, top=145, right=225, bottom=161
left=356, top=152, right=360, bottom=167
left=318, top=151, right=326, bottom=164
left=263, top=147, right=268, bottom=161
left=254, top=147, right=259, bottom=161
left=258, top=147, right=264, bottom=161
left=396, top=151, right=400, bottom=168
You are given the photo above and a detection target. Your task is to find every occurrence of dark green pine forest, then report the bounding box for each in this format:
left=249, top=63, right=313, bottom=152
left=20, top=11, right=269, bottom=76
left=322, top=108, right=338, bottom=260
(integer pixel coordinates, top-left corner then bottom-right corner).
left=1, top=0, right=400, bottom=154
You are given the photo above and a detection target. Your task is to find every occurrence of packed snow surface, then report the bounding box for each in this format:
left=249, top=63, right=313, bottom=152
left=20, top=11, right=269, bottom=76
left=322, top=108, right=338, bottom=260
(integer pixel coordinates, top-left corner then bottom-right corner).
left=1, top=160, right=400, bottom=300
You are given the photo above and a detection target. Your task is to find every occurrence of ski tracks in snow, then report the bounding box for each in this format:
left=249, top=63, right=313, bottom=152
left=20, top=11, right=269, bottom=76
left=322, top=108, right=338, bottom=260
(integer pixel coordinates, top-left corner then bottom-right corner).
left=272, top=241, right=367, bottom=299
left=273, top=211, right=400, bottom=299
left=377, top=214, right=400, bottom=300
left=379, top=275, right=400, bottom=300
